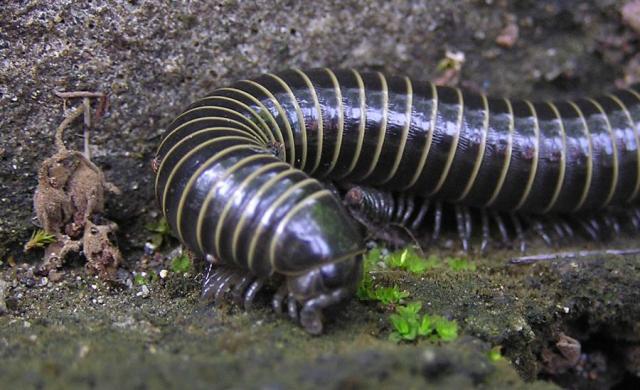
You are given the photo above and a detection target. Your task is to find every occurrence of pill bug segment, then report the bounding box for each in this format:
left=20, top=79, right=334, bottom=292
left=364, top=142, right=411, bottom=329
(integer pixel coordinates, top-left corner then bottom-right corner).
left=154, top=68, right=640, bottom=333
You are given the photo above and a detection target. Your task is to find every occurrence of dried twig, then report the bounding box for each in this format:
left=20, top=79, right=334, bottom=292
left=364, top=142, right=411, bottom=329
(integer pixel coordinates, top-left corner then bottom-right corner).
left=54, top=91, right=105, bottom=98
left=54, top=104, right=86, bottom=152
left=510, top=248, right=640, bottom=264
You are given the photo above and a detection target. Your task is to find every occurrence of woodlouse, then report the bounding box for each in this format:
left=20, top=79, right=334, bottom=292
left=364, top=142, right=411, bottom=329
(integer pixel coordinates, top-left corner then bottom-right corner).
left=154, top=68, right=640, bottom=334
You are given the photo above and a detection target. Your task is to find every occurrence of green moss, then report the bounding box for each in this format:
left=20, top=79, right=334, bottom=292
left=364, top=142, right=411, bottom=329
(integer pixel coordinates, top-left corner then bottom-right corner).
left=145, top=217, right=172, bottom=248
left=170, top=253, right=192, bottom=274
left=372, top=286, right=410, bottom=305
left=387, top=248, right=440, bottom=274
left=446, top=257, right=477, bottom=272
left=488, top=346, right=503, bottom=362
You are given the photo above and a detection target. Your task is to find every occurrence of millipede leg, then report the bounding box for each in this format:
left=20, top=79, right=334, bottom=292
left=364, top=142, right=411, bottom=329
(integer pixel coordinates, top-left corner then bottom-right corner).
left=432, top=201, right=443, bottom=242
left=511, top=214, right=526, bottom=252
left=401, top=195, right=415, bottom=225
left=578, top=218, right=598, bottom=241
left=394, top=194, right=406, bottom=222
left=202, top=266, right=232, bottom=302
left=548, top=218, right=565, bottom=240
left=529, top=217, right=552, bottom=247
left=602, top=214, right=621, bottom=237
left=299, top=287, right=351, bottom=335
left=560, top=219, right=575, bottom=239
left=272, top=283, right=289, bottom=314
left=232, top=275, right=253, bottom=306
left=464, top=207, right=472, bottom=248
left=629, top=211, right=640, bottom=231
left=214, top=272, right=238, bottom=307
left=455, top=205, right=469, bottom=252
left=588, top=217, right=603, bottom=241
left=287, top=293, right=299, bottom=322
left=411, top=200, right=429, bottom=230
left=244, top=279, right=264, bottom=309
left=493, top=211, right=510, bottom=246
left=481, top=210, right=490, bottom=254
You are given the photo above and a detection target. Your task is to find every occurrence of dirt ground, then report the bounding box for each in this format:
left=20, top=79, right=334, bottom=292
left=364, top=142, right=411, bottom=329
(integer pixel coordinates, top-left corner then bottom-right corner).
left=2, top=1, right=640, bottom=388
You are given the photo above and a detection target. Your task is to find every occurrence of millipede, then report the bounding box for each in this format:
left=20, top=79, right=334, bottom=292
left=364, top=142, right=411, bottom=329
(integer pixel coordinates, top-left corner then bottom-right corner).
left=154, top=68, right=640, bottom=334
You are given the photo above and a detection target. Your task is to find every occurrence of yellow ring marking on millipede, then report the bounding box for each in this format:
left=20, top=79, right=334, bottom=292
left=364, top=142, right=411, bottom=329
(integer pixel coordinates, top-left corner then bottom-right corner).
left=155, top=124, right=262, bottom=196
left=242, top=80, right=296, bottom=166
left=429, top=87, right=464, bottom=196
left=195, top=156, right=283, bottom=258
left=230, top=168, right=298, bottom=265
left=378, top=76, right=412, bottom=185
left=293, top=69, right=324, bottom=175
left=157, top=102, right=268, bottom=155
left=210, top=161, right=290, bottom=264
left=359, top=72, right=389, bottom=181
left=159, top=128, right=258, bottom=211
left=318, top=68, right=345, bottom=178
left=268, top=190, right=333, bottom=273
left=608, top=93, right=640, bottom=202
left=334, top=69, right=367, bottom=181
left=621, top=87, right=640, bottom=202
left=485, top=98, right=514, bottom=207
left=513, top=100, right=540, bottom=211
left=174, top=143, right=258, bottom=243
left=541, top=101, right=567, bottom=213
left=567, top=101, right=593, bottom=212
left=588, top=98, right=618, bottom=208
left=404, top=81, right=437, bottom=191
left=212, top=87, right=283, bottom=142
left=456, top=93, right=489, bottom=202
left=247, top=178, right=319, bottom=274
left=267, top=73, right=309, bottom=170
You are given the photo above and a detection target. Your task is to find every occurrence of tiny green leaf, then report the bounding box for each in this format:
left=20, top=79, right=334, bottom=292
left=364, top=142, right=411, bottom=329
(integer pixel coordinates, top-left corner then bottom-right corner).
left=171, top=253, right=192, bottom=273
left=418, top=314, right=433, bottom=336
left=433, top=316, right=459, bottom=341
left=488, top=346, right=503, bottom=362
left=24, top=230, right=57, bottom=251
left=372, top=286, right=409, bottom=305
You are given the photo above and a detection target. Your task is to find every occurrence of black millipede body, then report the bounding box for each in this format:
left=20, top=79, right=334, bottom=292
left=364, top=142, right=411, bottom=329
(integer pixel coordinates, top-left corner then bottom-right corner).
left=154, top=68, right=640, bottom=333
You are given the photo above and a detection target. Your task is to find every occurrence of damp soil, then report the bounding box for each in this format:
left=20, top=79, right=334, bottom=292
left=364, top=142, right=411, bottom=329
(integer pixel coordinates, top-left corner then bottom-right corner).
left=2, top=1, right=640, bottom=389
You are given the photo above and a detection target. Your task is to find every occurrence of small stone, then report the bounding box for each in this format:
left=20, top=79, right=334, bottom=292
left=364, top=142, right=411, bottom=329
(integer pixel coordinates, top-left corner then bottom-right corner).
left=48, top=270, right=64, bottom=283
left=0, top=280, right=8, bottom=315
left=622, top=1, right=640, bottom=35
left=496, top=20, right=519, bottom=48
left=136, top=285, right=150, bottom=298
left=20, top=276, right=36, bottom=288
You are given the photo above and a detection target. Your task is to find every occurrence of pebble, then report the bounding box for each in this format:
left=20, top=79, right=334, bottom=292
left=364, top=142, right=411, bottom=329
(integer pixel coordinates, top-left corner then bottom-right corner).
left=0, top=280, right=7, bottom=315
left=622, top=1, right=640, bottom=34
left=136, top=285, right=150, bottom=298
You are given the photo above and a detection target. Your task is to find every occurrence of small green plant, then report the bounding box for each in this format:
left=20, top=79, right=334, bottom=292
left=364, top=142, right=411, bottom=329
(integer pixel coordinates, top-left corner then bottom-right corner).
left=389, top=302, right=458, bottom=343
left=488, top=346, right=503, bottom=362
left=387, top=248, right=440, bottom=275
left=447, top=257, right=477, bottom=272
left=433, top=315, right=459, bottom=341
left=134, top=272, right=156, bottom=285
left=372, top=286, right=410, bottom=305
left=171, top=253, right=192, bottom=273
left=356, top=247, right=382, bottom=300
left=24, top=230, right=57, bottom=251
left=145, top=217, right=172, bottom=248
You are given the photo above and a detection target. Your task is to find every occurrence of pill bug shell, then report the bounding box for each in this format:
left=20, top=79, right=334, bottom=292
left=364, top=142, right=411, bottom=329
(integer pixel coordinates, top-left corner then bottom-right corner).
left=154, top=68, right=640, bottom=333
